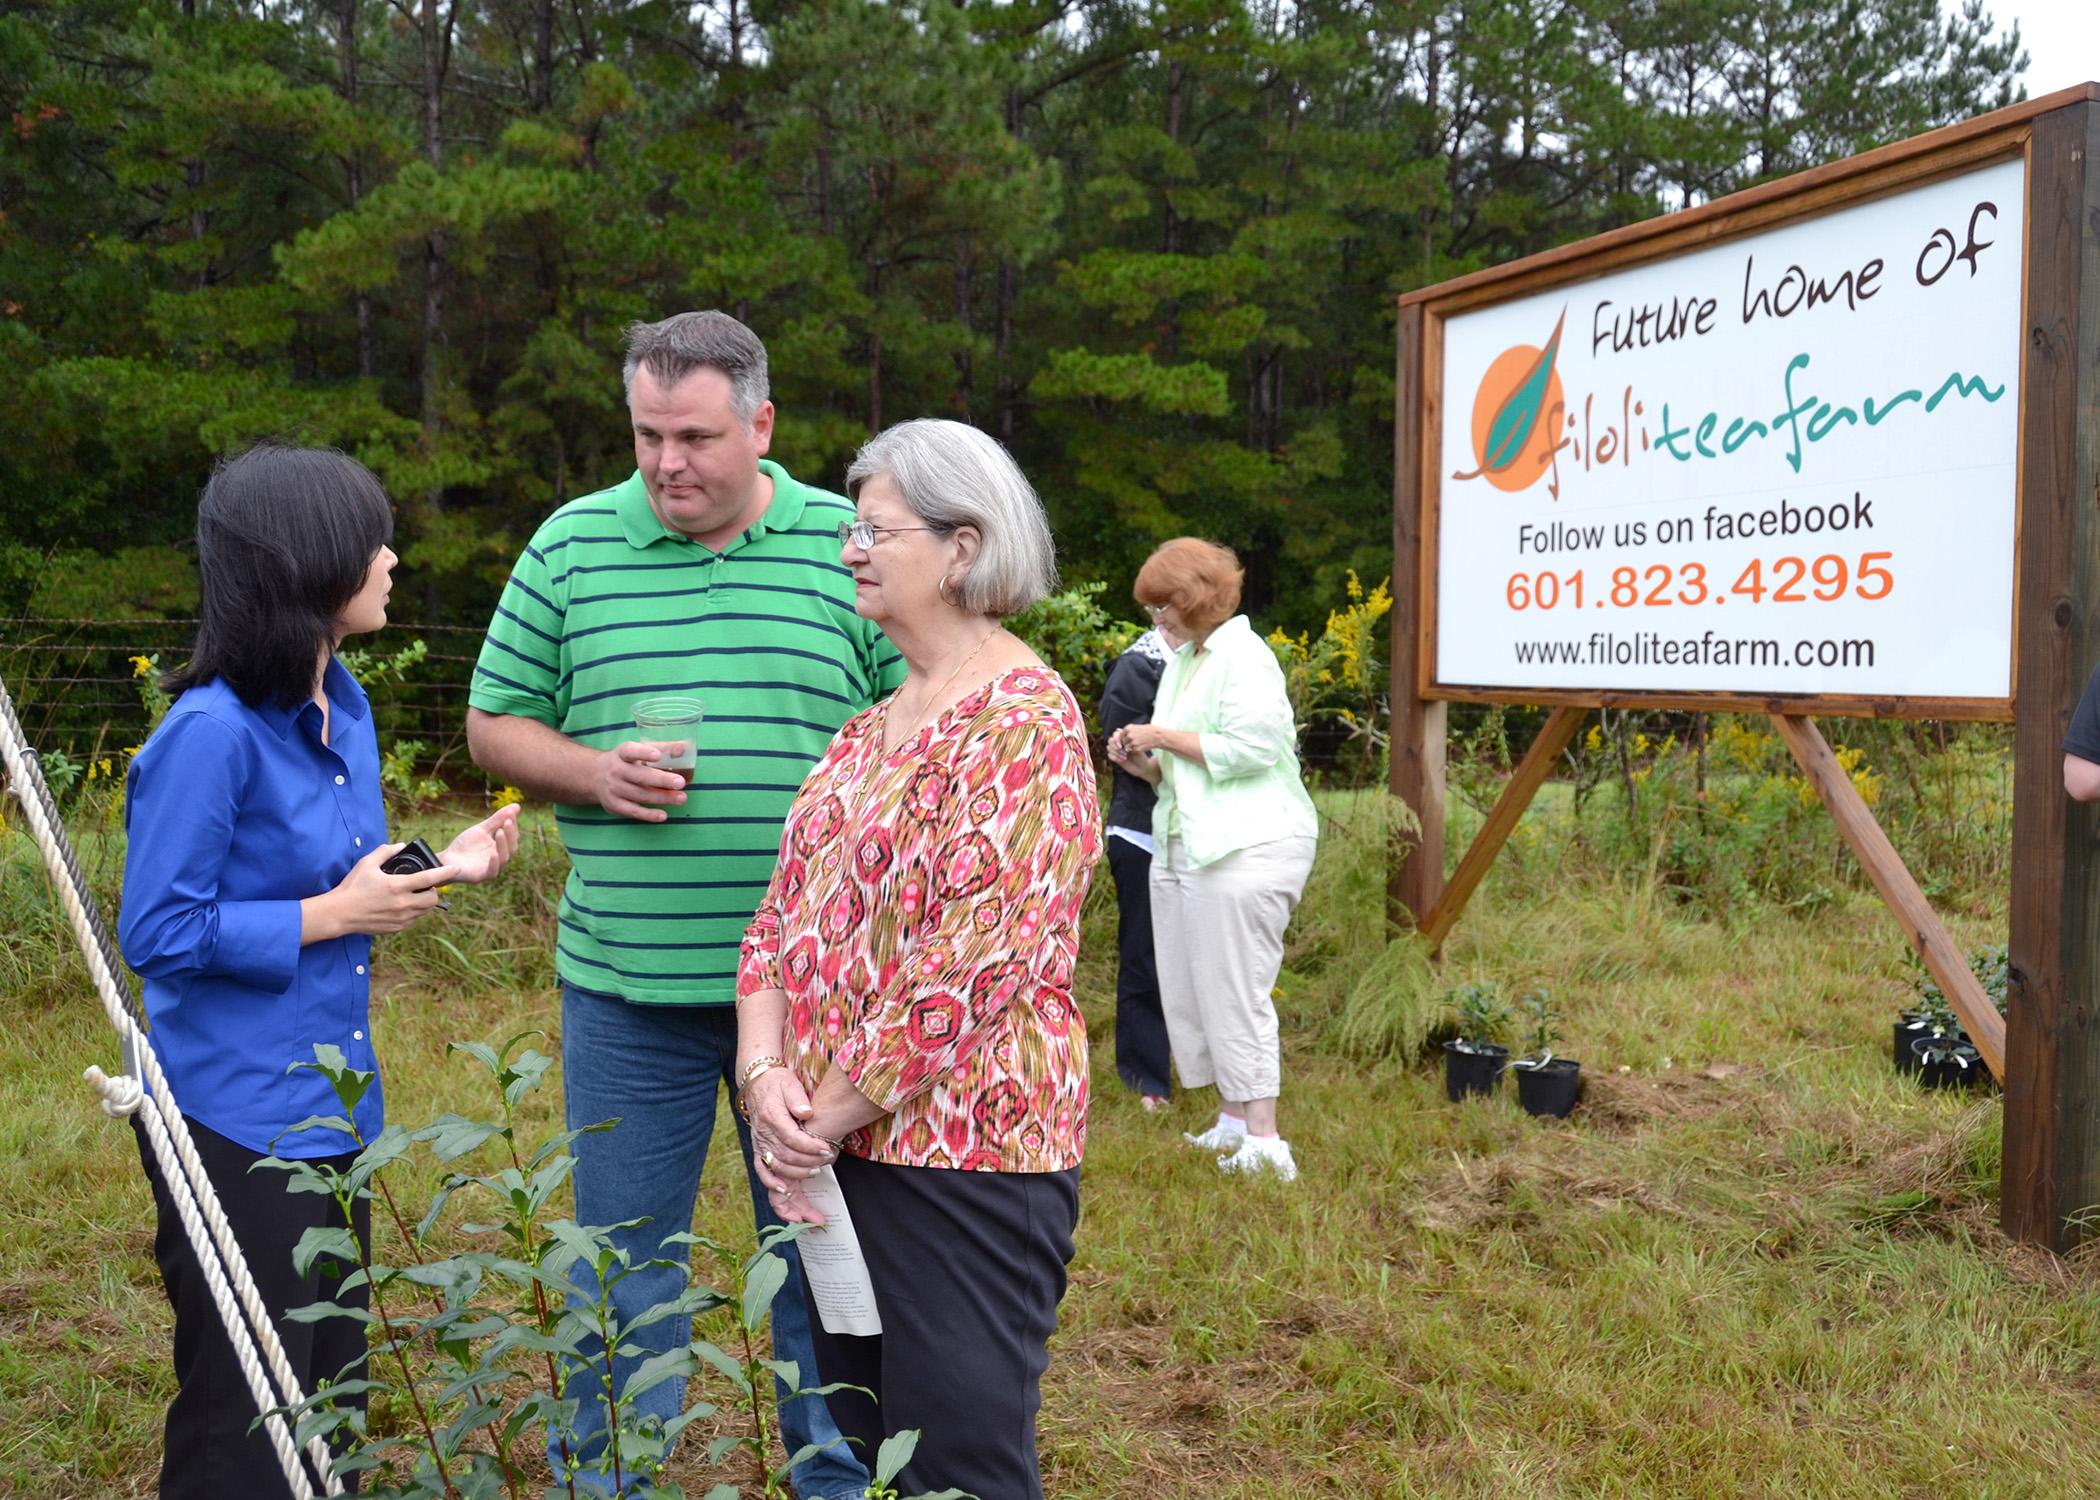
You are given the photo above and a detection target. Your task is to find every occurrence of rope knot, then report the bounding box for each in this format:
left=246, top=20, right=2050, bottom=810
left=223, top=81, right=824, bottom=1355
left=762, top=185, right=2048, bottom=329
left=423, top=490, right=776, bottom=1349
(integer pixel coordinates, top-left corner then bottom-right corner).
left=83, top=1065, right=145, bottom=1118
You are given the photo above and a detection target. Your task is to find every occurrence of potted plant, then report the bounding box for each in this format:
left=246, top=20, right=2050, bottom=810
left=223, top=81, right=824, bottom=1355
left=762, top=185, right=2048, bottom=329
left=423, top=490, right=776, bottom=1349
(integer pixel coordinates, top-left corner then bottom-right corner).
left=1898, top=990, right=1953, bottom=1077
left=1910, top=1023, right=1986, bottom=1091
left=1509, top=990, right=1581, bottom=1118
left=1442, top=981, right=1511, bottom=1101
left=1898, top=945, right=2006, bottom=1087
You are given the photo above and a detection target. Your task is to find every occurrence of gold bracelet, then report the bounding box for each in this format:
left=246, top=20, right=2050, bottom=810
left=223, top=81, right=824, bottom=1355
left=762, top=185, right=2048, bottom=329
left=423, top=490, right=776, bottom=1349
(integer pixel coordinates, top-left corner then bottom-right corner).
left=732, top=1054, right=785, bottom=1122
left=737, top=1054, right=785, bottom=1093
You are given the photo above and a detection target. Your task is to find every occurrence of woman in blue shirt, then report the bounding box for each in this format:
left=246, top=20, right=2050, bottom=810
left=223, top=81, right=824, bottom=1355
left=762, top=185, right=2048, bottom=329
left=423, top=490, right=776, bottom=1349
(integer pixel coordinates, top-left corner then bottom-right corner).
left=121, top=443, right=520, bottom=1498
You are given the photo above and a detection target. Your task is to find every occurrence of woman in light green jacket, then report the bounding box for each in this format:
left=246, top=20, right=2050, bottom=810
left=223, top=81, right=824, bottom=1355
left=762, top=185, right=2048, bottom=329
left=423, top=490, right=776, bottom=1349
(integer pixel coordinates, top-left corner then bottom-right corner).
left=1107, top=538, right=1318, bottom=1181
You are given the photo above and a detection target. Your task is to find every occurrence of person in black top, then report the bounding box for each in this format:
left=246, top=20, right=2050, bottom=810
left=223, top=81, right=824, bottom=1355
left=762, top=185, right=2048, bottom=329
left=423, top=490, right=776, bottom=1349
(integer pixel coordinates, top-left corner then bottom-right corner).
left=1100, top=628, right=1174, bottom=1107
left=2065, top=661, right=2100, bottom=801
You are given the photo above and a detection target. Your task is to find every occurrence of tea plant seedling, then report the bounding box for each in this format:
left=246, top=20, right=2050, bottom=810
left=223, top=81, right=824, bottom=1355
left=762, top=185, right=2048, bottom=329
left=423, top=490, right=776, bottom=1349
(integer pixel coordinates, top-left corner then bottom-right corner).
left=1444, top=981, right=1510, bottom=1054
left=1511, top=990, right=1561, bottom=1070
left=261, top=1039, right=960, bottom=1499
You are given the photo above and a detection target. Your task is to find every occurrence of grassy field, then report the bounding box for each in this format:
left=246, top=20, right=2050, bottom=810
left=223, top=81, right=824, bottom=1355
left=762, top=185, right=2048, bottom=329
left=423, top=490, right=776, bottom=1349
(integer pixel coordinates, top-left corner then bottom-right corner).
left=3, top=782, right=2098, bottom=1498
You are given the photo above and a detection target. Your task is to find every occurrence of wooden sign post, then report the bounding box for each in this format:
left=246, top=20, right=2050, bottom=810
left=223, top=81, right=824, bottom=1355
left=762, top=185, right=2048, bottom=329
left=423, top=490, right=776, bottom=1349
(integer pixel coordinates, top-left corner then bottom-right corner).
left=1389, top=85, right=2100, bottom=1250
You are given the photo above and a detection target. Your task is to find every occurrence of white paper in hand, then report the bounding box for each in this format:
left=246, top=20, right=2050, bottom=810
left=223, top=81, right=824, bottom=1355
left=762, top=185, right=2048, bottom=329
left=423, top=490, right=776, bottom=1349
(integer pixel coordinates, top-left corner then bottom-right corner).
left=795, top=1164, right=881, bottom=1336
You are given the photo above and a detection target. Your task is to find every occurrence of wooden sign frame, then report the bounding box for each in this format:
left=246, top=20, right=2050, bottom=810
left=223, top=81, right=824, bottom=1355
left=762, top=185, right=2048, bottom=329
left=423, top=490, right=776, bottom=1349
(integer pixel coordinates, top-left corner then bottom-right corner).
left=1389, top=84, right=2100, bottom=1251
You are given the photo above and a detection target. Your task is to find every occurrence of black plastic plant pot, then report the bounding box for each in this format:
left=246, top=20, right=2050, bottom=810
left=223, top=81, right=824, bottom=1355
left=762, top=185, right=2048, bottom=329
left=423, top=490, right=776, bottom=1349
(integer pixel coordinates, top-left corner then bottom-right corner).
left=1514, top=1057, right=1582, bottom=1118
left=1911, top=1037, right=1988, bottom=1092
left=1443, top=1041, right=1509, bottom=1102
left=1894, top=1014, right=1928, bottom=1074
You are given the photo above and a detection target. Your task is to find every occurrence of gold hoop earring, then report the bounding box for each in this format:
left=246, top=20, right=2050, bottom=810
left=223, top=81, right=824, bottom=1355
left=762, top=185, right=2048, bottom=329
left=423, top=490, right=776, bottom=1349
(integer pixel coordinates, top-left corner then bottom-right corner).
left=938, top=571, right=959, bottom=607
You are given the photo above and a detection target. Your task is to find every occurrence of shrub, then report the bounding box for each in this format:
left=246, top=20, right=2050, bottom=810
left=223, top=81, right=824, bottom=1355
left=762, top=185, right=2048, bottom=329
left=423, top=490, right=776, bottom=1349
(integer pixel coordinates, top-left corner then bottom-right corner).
left=1005, top=583, right=1140, bottom=739
left=1487, top=710, right=2013, bottom=917
left=266, top=1038, right=957, bottom=1500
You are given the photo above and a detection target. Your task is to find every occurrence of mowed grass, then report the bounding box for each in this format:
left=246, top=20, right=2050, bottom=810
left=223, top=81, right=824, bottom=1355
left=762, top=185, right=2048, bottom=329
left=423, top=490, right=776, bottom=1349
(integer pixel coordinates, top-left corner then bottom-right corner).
left=3, top=788, right=2099, bottom=1498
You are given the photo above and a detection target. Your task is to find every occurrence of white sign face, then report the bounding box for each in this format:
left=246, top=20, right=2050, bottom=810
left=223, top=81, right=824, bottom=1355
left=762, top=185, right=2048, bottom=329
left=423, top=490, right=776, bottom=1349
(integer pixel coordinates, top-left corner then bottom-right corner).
left=1434, top=157, right=2024, bottom=701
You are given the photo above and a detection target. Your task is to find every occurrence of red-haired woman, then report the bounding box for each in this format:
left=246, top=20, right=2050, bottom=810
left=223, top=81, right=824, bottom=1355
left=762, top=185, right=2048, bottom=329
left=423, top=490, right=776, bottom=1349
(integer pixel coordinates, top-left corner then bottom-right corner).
left=1106, top=538, right=1319, bottom=1180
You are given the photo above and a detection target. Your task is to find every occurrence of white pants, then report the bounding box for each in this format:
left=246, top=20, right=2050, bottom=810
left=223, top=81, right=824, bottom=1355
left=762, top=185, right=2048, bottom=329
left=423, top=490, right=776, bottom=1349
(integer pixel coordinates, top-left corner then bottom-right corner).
left=1149, top=835, right=1317, bottom=1102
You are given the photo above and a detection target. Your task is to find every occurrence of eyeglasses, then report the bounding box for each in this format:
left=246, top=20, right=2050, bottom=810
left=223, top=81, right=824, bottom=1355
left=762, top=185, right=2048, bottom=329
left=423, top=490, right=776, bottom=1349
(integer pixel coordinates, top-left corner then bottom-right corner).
left=1146, top=604, right=1174, bottom=619
left=836, top=519, right=937, bottom=550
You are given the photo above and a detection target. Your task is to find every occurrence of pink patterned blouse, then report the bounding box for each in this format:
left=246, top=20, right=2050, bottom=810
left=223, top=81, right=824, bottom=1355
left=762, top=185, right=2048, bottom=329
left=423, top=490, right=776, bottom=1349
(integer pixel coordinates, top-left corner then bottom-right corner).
left=738, top=666, right=1101, bottom=1172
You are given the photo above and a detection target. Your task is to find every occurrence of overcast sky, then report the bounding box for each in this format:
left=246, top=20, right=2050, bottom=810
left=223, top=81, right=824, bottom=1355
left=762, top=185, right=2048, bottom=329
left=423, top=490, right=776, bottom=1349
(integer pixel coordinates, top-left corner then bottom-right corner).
left=1986, top=0, right=2098, bottom=98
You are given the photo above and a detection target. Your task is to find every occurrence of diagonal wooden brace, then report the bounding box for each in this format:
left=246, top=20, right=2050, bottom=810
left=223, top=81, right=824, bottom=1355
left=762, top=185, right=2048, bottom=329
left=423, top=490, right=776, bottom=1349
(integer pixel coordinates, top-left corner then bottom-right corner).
left=1417, top=705, right=1586, bottom=956
left=1770, top=713, right=2006, bottom=1079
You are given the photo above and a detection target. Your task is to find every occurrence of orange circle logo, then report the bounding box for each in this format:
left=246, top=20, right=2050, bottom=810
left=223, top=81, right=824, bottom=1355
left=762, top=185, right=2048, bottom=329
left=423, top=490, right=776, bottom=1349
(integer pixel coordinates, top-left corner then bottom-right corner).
left=1456, top=308, right=1567, bottom=495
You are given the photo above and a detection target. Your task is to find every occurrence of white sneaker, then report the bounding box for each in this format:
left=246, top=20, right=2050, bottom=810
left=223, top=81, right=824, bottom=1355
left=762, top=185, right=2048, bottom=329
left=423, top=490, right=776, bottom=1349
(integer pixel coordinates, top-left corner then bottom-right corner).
left=1182, top=1113, right=1246, bottom=1152
left=1217, top=1134, right=1297, bottom=1182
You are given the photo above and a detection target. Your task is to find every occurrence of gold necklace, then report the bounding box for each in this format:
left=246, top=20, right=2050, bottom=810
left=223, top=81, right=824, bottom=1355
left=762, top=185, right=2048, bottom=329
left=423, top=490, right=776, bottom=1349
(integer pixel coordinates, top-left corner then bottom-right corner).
left=883, top=627, right=1000, bottom=753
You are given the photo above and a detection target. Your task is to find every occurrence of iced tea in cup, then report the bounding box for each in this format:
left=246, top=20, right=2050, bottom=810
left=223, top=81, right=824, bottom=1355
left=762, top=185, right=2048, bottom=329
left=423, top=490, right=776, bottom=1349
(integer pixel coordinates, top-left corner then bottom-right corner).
left=633, top=696, right=705, bottom=785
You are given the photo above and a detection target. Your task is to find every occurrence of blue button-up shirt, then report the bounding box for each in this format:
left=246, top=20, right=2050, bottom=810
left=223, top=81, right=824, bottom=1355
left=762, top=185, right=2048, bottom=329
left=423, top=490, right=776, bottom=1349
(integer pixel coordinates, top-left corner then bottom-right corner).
left=120, top=658, right=386, bottom=1156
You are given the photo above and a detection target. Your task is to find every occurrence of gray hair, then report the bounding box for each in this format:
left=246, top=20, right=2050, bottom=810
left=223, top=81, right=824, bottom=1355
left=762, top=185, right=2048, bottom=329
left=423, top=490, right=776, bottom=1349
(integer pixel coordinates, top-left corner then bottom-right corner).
left=846, top=419, right=1057, bottom=618
left=622, top=311, right=770, bottom=424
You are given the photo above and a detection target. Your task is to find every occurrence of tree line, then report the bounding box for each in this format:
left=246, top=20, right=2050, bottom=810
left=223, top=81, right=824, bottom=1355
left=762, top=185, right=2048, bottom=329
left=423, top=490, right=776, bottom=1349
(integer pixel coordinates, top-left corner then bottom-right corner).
left=0, top=0, right=2026, bottom=629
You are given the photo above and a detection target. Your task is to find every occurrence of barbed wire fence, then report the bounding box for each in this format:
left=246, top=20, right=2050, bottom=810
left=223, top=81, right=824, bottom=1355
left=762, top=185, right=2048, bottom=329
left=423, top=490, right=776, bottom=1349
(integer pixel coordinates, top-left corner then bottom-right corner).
left=4, top=612, right=1401, bottom=790
left=0, top=617, right=488, bottom=776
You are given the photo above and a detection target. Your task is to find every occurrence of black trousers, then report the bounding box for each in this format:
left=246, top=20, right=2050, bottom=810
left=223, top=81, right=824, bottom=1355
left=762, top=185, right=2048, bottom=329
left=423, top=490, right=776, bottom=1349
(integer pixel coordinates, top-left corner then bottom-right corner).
left=807, top=1155, right=1081, bottom=1500
left=1108, top=836, right=1172, bottom=1098
left=133, top=1115, right=371, bottom=1499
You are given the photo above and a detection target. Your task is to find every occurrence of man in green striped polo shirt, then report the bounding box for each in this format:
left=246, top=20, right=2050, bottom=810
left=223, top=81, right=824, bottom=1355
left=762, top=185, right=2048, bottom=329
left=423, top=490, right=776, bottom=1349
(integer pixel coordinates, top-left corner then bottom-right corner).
left=466, top=311, right=898, bottom=1498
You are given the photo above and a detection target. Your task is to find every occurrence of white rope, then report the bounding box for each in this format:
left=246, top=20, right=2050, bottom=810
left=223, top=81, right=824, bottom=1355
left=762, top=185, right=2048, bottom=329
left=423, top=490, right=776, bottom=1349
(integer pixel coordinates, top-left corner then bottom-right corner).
left=0, top=683, right=343, bottom=1499
left=134, top=1084, right=329, bottom=1497
left=84, top=1063, right=144, bottom=1118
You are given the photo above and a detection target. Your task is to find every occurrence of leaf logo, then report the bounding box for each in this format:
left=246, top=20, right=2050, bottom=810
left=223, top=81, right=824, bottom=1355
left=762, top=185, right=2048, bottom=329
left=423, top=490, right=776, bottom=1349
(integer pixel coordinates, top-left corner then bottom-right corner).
left=1453, top=308, right=1568, bottom=497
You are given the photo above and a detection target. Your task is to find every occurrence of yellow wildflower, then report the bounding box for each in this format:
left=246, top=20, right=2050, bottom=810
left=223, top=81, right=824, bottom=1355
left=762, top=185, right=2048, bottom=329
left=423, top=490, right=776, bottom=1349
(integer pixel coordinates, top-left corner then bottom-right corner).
left=1833, top=746, right=1881, bottom=806
left=492, top=785, right=525, bottom=810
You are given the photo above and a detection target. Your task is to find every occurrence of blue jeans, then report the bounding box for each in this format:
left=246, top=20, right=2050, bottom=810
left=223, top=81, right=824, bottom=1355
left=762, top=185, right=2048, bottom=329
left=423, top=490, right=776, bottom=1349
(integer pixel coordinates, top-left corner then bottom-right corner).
left=555, top=982, right=867, bottom=1499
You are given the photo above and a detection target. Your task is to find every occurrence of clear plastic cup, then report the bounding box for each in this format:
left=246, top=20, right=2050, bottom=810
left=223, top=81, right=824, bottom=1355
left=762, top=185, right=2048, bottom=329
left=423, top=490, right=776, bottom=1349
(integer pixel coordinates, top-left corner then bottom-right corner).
left=632, top=696, right=705, bottom=784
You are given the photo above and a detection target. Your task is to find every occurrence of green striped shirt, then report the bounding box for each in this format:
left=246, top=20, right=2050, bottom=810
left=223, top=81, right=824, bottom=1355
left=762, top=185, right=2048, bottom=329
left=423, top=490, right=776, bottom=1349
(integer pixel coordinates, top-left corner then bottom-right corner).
left=469, top=461, right=906, bottom=1004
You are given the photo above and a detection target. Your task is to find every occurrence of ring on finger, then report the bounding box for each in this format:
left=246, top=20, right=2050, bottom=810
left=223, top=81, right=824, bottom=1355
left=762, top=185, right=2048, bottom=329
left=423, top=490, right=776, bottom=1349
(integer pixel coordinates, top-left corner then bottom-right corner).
left=762, top=1148, right=776, bottom=1167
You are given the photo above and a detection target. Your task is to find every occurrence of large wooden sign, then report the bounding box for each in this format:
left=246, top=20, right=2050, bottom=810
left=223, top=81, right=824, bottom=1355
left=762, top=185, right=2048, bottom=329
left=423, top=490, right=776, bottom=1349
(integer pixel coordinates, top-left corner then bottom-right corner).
left=1433, top=159, right=2022, bottom=712
left=1390, top=85, right=2100, bottom=1252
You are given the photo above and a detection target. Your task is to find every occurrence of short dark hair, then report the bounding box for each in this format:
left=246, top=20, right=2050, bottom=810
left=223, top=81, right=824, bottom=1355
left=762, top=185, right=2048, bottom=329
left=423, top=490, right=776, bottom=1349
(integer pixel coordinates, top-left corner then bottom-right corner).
left=622, top=311, right=770, bottom=422
left=164, top=444, right=396, bottom=710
